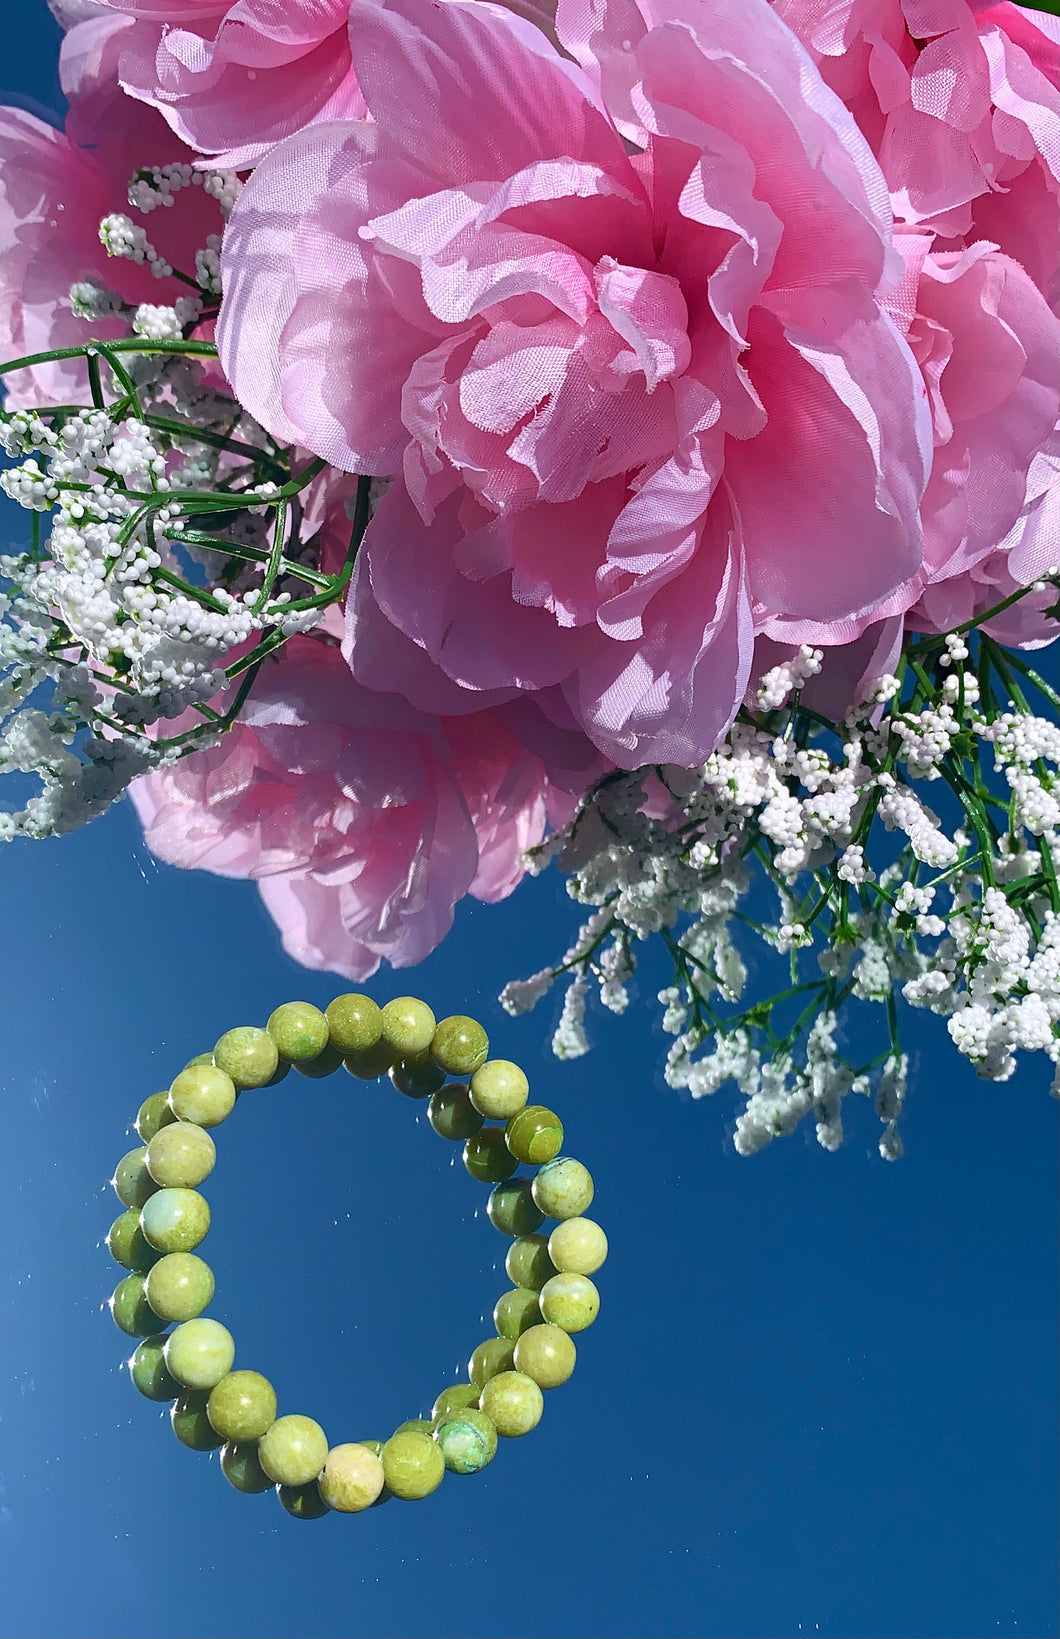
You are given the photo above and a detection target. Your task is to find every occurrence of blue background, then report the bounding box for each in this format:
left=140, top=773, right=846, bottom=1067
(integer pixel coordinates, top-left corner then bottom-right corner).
left=1, top=8, right=1057, bottom=1637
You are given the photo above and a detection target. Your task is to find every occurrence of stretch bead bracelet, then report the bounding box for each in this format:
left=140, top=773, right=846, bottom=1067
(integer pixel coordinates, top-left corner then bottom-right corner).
left=105, top=995, right=607, bottom=1518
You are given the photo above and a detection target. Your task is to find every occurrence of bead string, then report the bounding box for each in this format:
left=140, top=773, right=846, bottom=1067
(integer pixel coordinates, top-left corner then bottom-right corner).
left=106, top=995, right=607, bottom=1517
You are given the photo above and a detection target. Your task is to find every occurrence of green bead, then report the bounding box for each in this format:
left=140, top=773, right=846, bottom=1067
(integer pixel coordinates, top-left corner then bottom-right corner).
left=342, top=1040, right=394, bottom=1080
left=267, top=1002, right=331, bottom=1063
left=389, top=1049, right=446, bottom=1098
left=494, top=1287, right=542, bottom=1340
left=434, top=1409, right=497, bottom=1475
left=144, top=1253, right=214, bottom=1324
left=468, top=1337, right=515, bottom=1387
left=548, top=1216, right=608, bottom=1275
left=129, top=1334, right=181, bottom=1402
left=207, top=1370, right=277, bottom=1441
left=213, top=1026, right=279, bottom=1088
left=431, top=1384, right=481, bottom=1425
left=430, top=1016, right=489, bottom=1077
left=380, top=997, right=436, bottom=1056
left=505, top=1105, right=564, bottom=1165
left=478, top=1371, right=543, bottom=1437
left=113, top=1147, right=159, bottom=1211
left=110, top=1273, right=163, bottom=1337
left=463, top=1128, right=518, bottom=1184
left=513, top=1323, right=577, bottom=1389
left=140, top=1188, right=211, bottom=1254
left=505, top=1235, right=556, bottom=1292
left=164, top=1318, right=235, bottom=1389
left=294, top=1042, right=344, bottom=1079
left=146, top=1122, right=216, bottom=1189
left=106, top=1209, right=160, bottom=1273
left=277, top=1481, right=329, bottom=1520
left=183, top=1053, right=215, bottom=1070
left=258, top=1415, right=329, bottom=1486
left=487, top=1178, right=545, bottom=1237
left=325, top=993, right=383, bottom=1054
left=135, top=1093, right=176, bottom=1144
left=539, top=1272, right=600, bottom=1333
left=221, top=1441, right=274, bottom=1494
left=168, top=1063, right=236, bottom=1128
left=427, top=1084, right=484, bottom=1141
left=353, top=1439, right=393, bottom=1506
left=392, top=1418, right=434, bottom=1438
left=531, top=1156, right=594, bottom=1220
left=469, top=1059, right=529, bottom=1120
left=171, top=1388, right=225, bottom=1451
left=319, top=1444, right=386, bottom=1512
left=381, top=1430, right=445, bottom=1500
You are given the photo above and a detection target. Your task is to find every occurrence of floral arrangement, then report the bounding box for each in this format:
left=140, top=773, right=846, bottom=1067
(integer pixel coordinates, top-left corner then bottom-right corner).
left=2, top=0, right=1058, bottom=1157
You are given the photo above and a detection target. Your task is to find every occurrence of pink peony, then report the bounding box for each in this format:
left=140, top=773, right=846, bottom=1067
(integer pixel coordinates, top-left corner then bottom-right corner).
left=219, top=0, right=934, bottom=770
left=130, top=633, right=592, bottom=979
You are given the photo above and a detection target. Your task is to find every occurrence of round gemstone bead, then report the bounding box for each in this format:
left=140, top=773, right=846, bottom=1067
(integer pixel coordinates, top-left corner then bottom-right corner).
left=106, top=1209, right=160, bottom=1273
left=430, top=1016, right=489, bottom=1077
left=343, top=1040, right=394, bottom=1080
left=434, top=1409, right=497, bottom=1474
left=146, top=1122, right=215, bottom=1190
left=164, top=1318, right=235, bottom=1389
left=468, top=1337, right=515, bottom=1387
left=267, top=1002, right=331, bottom=1062
left=493, top=1287, right=542, bottom=1340
left=135, top=1093, right=176, bottom=1144
left=325, top=993, right=383, bottom=1054
left=431, top=1384, right=481, bottom=1425
left=294, top=1042, right=344, bottom=1078
left=207, top=1370, right=277, bottom=1441
left=171, top=1389, right=224, bottom=1451
left=389, top=1050, right=446, bottom=1098
left=463, top=1128, right=518, bottom=1184
left=469, top=1060, right=529, bottom=1120
left=278, top=1482, right=329, bottom=1520
left=353, top=1440, right=393, bottom=1506
left=513, top=1324, right=577, bottom=1389
left=478, top=1371, right=543, bottom=1437
left=380, top=997, right=436, bottom=1057
left=392, top=1419, right=434, bottom=1438
left=140, top=1188, right=211, bottom=1255
left=144, top=1253, right=215, bottom=1323
left=505, top=1105, right=564, bottom=1165
left=548, top=1216, right=608, bottom=1275
left=168, top=1064, right=236, bottom=1128
left=220, top=1441, right=273, bottom=1494
left=110, top=1273, right=163, bottom=1337
left=258, top=1415, right=329, bottom=1486
left=319, top=1444, right=386, bottom=1512
left=539, top=1272, right=600, bottom=1333
left=213, top=1026, right=279, bottom=1088
left=381, top=1429, right=445, bottom=1500
left=129, top=1334, right=181, bottom=1402
left=531, top=1157, right=594, bottom=1220
left=183, top=1053, right=215, bottom=1070
left=427, top=1084, right=484, bottom=1141
left=113, top=1146, right=159, bottom=1211
left=487, top=1178, right=544, bottom=1238
left=505, top=1234, right=556, bottom=1292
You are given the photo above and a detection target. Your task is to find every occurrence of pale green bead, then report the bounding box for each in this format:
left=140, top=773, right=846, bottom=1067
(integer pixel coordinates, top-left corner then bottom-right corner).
left=427, top=1084, right=483, bottom=1141
left=213, top=1026, right=279, bottom=1088
left=319, top=1444, right=386, bottom=1512
left=113, top=1146, right=159, bottom=1211
left=380, top=997, right=436, bottom=1056
left=135, top=1092, right=176, bottom=1144
left=513, top=1323, right=577, bottom=1389
left=531, top=1156, right=594, bottom=1220
left=207, top=1370, right=277, bottom=1441
left=494, top=1287, right=542, bottom=1340
left=539, top=1272, right=600, bottom=1333
left=144, top=1252, right=214, bottom=1323
left=129, top=1334, right=181, bottom=1402
left=140, top=1188, right=211, bottom=1255
left=431, top=1384, right=481, bottom=1425
left=469, top=1059, right=529, bottom=1120
left=171, top=1389, right=224, bottom=1451
left=221, top=1441, right=273, bottom=1494
left=505, top=1235, right=556, bottom=1292
left=381, top=1429, right=445, bottom=1500
left=430, top=1015, right=489, bottom=1077
left=146, top=1122, right=215, bottom=1189
left=353, top=1440, right=393, bottom=1507
left=258, top=1415, right=329, bottom=1486
left=110, top=1273, right=163, bottom=1337
left=106, top=1209, right=160, bottom=1273
left=325, top=993, right=383, bottom=1054
left=267, top=1002, right=330, bottom=1062
left=487, top=1178, right=544, bottom=1238
left=478, top=1371, right=543, bottom=1437
left=389, top=1049, right=446, bottom=1098
left=468, top=1337, right=515, bottom=1387
left=434, top=1409, right=497, bottom=1474
left=277, top=1481, right=329, bottom=1520
left=548, top=1216, right=608, bottom=1275
left=168, top=1064, right=236, bottom=1128
left=164, top=1318, right=234, bottom=1389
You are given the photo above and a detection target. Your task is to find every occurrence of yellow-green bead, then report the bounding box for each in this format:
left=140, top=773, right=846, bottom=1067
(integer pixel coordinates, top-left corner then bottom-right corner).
left=430, top=1016, right=489, bottom=1077
left=106, top=1209, right=160, bottom=1272
left=427, top=1084, right=483, bottom=1141
left=494, top=1287, right=542, bottom=1340
left=531, top=1156, right=594, bottom=1220
left=140, top=1187, right=211, bottom=1254
left=183, top=1053, right=215, bottom=1070
left=505, top=1234, right=556, bottom=1292
left=144, top=1252, right=214, bottom=1323
left=353, top=1439, right=393, bottom=1507
left=389, top=1050, right=446, bottom=1098
left=164, top=1318, right=234, bottom=1389
left=380, top=997, right=436, bottom=1056
left=468, top=1337, right=515, bottom=1387
left=319, top=1444, right=386, bottom=1512
left=146, top=1122, right=216, bottom=1189
left=135, top=1093, right=176, bottom=1144
left=207, top=1370, right=277, bottom=1441
left=267, top=1002, right=331, bottom=1062
left=393, top=1418, right=434, bottom=1438
left=469, top=1059, right=529, bottom=1120
left=168, top=1063, right=236, bottom=1128
left=258, top=1415, right=329, bottom=1487
left=463, top=1128, right=518, bottom=1184
left=213, top=1026, right=279, bottom=1088
left=487, top=1178, right=545, bottom=1237
left=113, top=1146, right=159, bottom=1211
left=278, top=1481, right=329, bottom=1520
left=294, top=1041, right=344, bottom=1078
left=325, top=993, right=383, bottom=1054
left=513, top=1323, right=577, bottom=1388
left=221, top=1441, right=274, bottom=1494
left=431, top=1384, right=481, bottom=1425
left=171, top=1388, right=224, bottom=1451
left=343, top=1040, right=394, bottom=1080
left=110, top=1273, right=163, bottom=1337
left=505, top=1105, right=564, bottom=1165
left=381, top=1429, right=445, bottom=1500
left=478, top=1371, right=543, bottom=1437
left=548, top=1216, right=608, bottom=1275
left=129, top=1334, right=181, bottom=1402
left=539, top=1271, right=600, bottom=1333
left=434, top=1409, right=497, bottom=1474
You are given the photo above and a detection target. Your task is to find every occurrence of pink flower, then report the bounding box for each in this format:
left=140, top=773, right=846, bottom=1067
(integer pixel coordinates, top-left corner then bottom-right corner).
left=219, top=0, right=933, bottom=769
left=130, top=634, right=591, bottom=979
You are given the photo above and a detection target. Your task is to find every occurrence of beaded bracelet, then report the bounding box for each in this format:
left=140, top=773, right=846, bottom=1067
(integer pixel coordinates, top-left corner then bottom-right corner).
left=106, top=994, right=607, bottom=1518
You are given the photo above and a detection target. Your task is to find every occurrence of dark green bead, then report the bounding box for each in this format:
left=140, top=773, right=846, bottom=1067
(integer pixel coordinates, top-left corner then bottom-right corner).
left=135, top=1093, right=177, bottom=1144
left=113, top=1146, right=159, bottom=1211
left=129, top=1334, right=179, bottom=1402
left=171, top=1389, right=224, bottom=1451
left=494, top=1287, right=542, bottom=1340
left=343, top=1040, right=394, bottom=1081
left=221, top=1441, right=274, bottom=1494
left=430, top=1016, right=489, bottom=1077
left=487, top=1178, right=545, bottom=1237
left=468, top=1337, right=515, bottom=1387
left=294, top=1041, right=344, bottom=1078
left=110, top=1273, right=164, bottom=1337
left=428, top=1084, right=484, bottom=1141
left=505, top=1105, right=564, bottom=1165
left=390, top=1050, right=446, bottom=1098
left=183, top=1053, right=215, bottom=1070
left=505, top=1234, right=556, bottom=1292
left=106, top=1209, right=160, bottom=1273
left=463, top=1128, right=518, bottom=1184
left=431, top=1384, right=481, bottom=1426
left=277, top=1481, right=329, bottom=1519
left=392, top=1418, right=434, bottom=1438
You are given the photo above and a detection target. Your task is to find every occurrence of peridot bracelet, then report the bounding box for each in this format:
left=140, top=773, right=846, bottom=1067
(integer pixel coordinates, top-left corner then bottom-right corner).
left=105, top=994, right=607, bottom=1518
